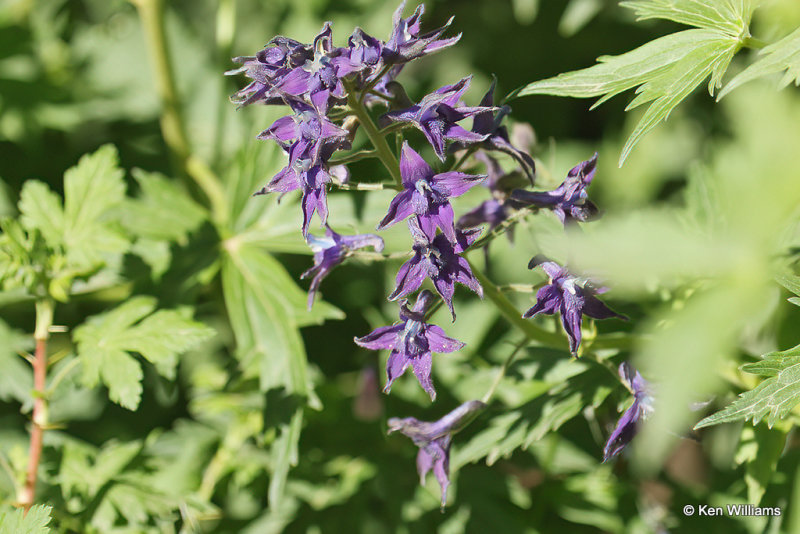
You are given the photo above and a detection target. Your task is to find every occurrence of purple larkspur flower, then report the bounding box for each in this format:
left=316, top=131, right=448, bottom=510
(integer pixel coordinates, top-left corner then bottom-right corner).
left=451, top=81, right=535, bottom=181
left=390, top=217, right=483, bottom=318
left=378, top=142, right=485, bottom=242
left=523, top=256, right=625, bottom=355
left=301, top=227, right=384, bottom=309
left=388, top=400, right=486, bottom=508
left=335, top=27, right=384, bottom=78
left=382, top=1, right=461, bottom=65
left=275, top=23, right=347, bottom=100
left=257, top=90, right=349, bottom=152
left=256, top=139, right=335, bottom=236
left=227, top=36, right=312, bottom=107
left=510, top=153, right=600, bottom=225
left=380, top=77, right=493, bottom=161
left=354, top=290, right=464, bottom=400
left=603, top=362, right=654, bottom=461
left=457, top=152, right=529, bottom=237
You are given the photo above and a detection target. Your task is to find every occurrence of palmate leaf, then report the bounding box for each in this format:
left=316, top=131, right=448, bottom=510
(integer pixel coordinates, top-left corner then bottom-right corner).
left=74, top=296, right=215, bottom=410
left=0, top=505, right=52, bottom=534
left=510, top=1, right=754, bottom=165
left=695, top=344, right=800, bottom=429
left=18, top=144, right=129, bottom=274
left=720, top=27, right=800, bottom=98
left=222, top=243, right=322, bottom=509
left=621, top=0, right=756, bottom=34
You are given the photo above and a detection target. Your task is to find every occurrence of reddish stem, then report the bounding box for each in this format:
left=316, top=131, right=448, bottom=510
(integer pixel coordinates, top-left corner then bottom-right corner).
left=21, top=337, right=47, bottom=513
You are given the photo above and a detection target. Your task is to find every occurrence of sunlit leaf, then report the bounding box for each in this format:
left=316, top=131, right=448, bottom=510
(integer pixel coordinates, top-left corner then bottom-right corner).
left=720, top=27, right=800, bottom=99
left=695, top=344, right=800, bottom=429
left=74, top=296, right=214, bottom=410
left=0, top=504, right=52, bottom=534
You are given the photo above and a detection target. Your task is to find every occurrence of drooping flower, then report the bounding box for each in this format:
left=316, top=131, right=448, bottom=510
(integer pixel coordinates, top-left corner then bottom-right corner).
left=382, top=1, right=461, bottom=65
left=603, top=362, right=654, bottom=461
left=451, top=80, right=535, bottom=181
left=388, top=400, right=486, bottom=508
left=390, top=218, right=483, bottom=319
left=523, top=256, right=625, bottom=355
left=354, top=290, right=464, bottom=400
left=510, top=153, right=599, bottom=225
left=380, top=77, right=493, bottom=161
left=302, top=227, right=384, bottom=309
left=255, top=140, right=334, bottom=236
left=378, top=142, right=485, bottom=243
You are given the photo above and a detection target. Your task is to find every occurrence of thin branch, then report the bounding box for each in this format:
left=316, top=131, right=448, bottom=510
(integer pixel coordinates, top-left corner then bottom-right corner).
left=21, top=298, right=53, bottom=514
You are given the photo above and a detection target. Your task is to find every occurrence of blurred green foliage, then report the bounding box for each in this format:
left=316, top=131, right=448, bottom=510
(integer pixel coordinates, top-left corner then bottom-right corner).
left=1, top=0, right=800, bottom=533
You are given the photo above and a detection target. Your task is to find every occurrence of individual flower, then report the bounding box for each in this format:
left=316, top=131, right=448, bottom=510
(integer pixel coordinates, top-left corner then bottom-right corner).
left=227, top=36, right=312, bottom=107
left=334, top=27, right=384, bottom=78
left=510, top=153, right=599, bottom=225
left=257, top=90, right=349, bottom=154
left=378, top=142, right=485, bottom=243
left=603, top=362, right=654, bottom=461
left=380, top=77, right=493, bottom=161
left=301, top=227, right=385, bottom=309
left=276, top=23, right=347, bottom=100
left=382, top=1, right=461, bottom=65
left=256, top=140, right=334, bottom=236
left=451, top=80, right=536, bottom=181
left=388, top=400, right=486, bottom=508
left=354, top=290, right=464, bottom=400
left=523, top=256, right=625, bottom=355
left=390, top=218, right=483, bottom=318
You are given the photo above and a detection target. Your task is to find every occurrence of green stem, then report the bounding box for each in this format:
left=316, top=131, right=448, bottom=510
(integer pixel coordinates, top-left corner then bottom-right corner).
left=742, top=36, right=767, bottom=50
left=332, top=181, right=401, bottom=192
left=329, top=149, right=378, bottom=165
left=21, top=298, right=54, bottom=513
left=468, top=259, right=566, bottom=349
left=451, top=147, right=477, bottom=172
left=345, top=81, right=403, bottom=186
left=132, top=0, right=228, bottom=226
left=482, top=338, right=528, bottom=403
left=470, top=207, right=535, bottom=250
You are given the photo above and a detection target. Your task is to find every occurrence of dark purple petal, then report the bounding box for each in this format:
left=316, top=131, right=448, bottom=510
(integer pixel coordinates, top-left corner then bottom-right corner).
left=603, top=399, right=642, bottom=461
left=429, top=202, right=457, bottom=243
left=425, top=325, right=465, bottom=353
left=355, top=324, right=403, bottom=350
left=411, top=351, right=436, bottom=400
left=384, top=350, right=411, bottom=393
left=390, top=253, right=427, bottom=301
left=430, top=171, right=485, bottom=198
left=399, top=142, right=434, bottom=187
left=378, top=189, right=415, bottom=229
left=522, top=285, right=560, bottom=318
left=583, top=293, right=626, bottom=320
left=560, top=289, right=584, bottom=355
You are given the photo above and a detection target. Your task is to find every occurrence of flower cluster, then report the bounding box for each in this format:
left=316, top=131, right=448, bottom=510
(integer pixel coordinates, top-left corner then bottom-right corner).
left=230, top=1, right=626, bottom=508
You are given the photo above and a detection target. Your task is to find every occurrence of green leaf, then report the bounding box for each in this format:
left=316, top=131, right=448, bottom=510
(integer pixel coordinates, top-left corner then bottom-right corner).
left=695, top=344, right=800, bottom=429
left=62, top=144, right=129, bottom=269
left=60, top=439, right=143, bottom=503
left=0, top=504, right=52, bottom=534
left=0, top=318, right=34, bottom=406
left=17, top=145, right=129, bottom=276
left=620, top=0, right=756, bottom=35
left=120, top=169, right=207, bottom=242
left=18, top=181, right=64, bottom=246
left=222, top=245, right=313, bottom=508
left=734, top=424, right=787, bottom=504
left=512, top=29, right=743, bottom=165
left=74, top=296, right=215, bottom=410
left=720, top=27, right=800, bottom=99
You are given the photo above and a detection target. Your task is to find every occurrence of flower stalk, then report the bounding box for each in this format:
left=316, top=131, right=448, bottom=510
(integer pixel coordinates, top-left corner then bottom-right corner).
left=345, top=81, right=403, bottom=186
